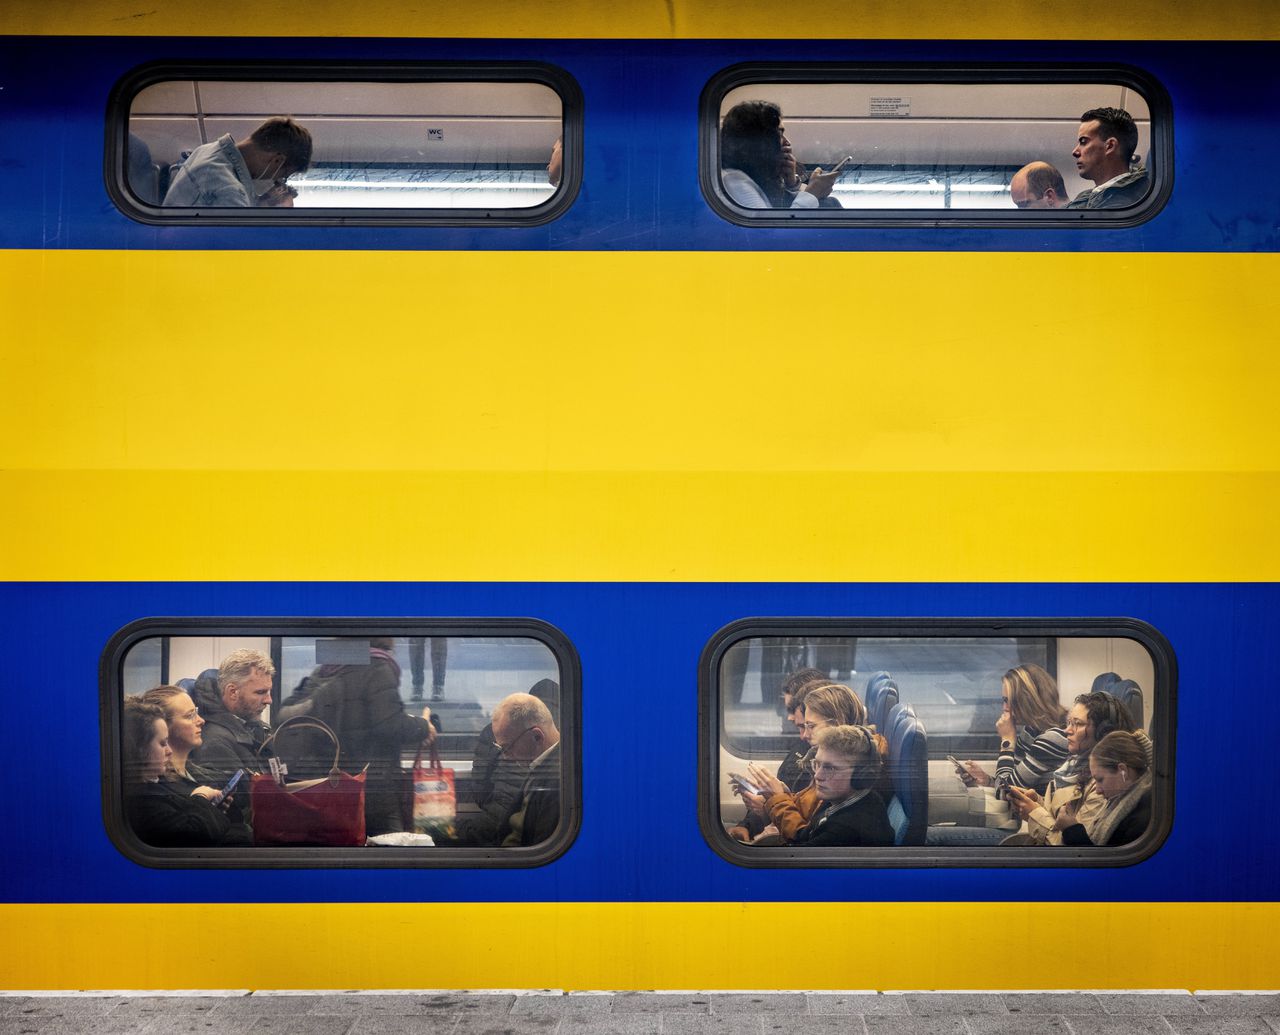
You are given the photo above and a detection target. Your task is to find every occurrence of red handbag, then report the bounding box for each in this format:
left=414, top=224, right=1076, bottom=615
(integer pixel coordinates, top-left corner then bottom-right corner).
left=250, top=717, right=366, bottom=846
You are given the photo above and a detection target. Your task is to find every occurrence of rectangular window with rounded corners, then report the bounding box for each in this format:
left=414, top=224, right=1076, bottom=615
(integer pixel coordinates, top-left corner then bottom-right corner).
left=700, top=619, right=1174, bottom=867
left=701, top=65, right=1170, bottom=228
left=101, top=619, right=580, bottom=868
left=108, top=63, right=580, bottom=226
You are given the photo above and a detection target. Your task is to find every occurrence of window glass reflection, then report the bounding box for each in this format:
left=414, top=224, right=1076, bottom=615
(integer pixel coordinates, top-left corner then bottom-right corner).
left=718, top=82, right=1154, bottom=212
left=127, top=80, right=564, bottom=210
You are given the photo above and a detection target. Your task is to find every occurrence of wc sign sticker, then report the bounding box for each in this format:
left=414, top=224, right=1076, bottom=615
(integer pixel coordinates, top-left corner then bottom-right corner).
left=427, top=128, right=444, bottom=141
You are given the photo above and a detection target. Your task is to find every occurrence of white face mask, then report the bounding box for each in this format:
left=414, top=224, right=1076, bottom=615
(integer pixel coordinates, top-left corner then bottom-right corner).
left=252, top=156, right=286, bottom=192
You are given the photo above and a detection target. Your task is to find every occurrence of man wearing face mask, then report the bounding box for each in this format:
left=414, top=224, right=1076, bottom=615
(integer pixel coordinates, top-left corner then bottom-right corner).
left=163, top=116, right=312, bottom=208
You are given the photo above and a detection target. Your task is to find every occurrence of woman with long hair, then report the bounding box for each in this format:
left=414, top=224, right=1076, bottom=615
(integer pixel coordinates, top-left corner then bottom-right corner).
left=744, top=683, right=881, bottom=843
left=122, top=697, right=250, bottom=847
left=720, top=100, right=843, bottom=209
left=960, top=663, right=1068, bottom=795
left=1060, top=730, right=1153, bottom=847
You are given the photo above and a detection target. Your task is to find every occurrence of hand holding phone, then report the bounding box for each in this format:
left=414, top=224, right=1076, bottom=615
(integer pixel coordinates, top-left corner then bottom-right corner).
left=728, top=771, right=762, bottom=797
left=214, top=768, right=244, bottom=805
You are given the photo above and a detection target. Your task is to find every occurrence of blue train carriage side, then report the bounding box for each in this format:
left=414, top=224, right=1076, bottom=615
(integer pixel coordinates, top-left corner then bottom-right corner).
left=1, top=0, right=1279, bottom=992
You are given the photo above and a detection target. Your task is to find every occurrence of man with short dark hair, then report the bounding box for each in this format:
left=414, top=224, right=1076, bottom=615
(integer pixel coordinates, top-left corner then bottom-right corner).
left=163, top=116, right=313, bottom=207
left=1010, top=161, right=1070, bottom=209
left=190, top=648, right=276, bottom=781
left=1067, top=107, right=1150, bottom=210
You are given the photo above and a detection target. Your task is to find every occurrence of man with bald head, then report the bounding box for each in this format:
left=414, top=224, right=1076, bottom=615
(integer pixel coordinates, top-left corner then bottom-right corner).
left=491, top=692, right=562, bottom=847
left=1010, top=161, right=1070, bottom=209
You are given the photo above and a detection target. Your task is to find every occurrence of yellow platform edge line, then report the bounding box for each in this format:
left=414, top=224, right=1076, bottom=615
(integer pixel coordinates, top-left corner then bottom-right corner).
left=2, top=902, right=1279, bottom=990
left=2, top=0, right=1279, bottom=40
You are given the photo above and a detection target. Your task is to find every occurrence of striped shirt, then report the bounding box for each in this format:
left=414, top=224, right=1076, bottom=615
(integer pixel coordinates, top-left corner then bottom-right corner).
left=996, top=723, right=1070, bottom=795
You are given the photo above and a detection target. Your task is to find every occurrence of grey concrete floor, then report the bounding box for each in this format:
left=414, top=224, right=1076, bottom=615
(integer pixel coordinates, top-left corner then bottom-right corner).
left=1, top=992, right=1278, bottom=1035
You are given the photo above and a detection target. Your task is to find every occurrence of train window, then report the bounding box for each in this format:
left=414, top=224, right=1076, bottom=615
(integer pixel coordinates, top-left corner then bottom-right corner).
left=701, top=66, right=1171, bottom=226
left=107, top=64, right=581, bottom=225
left=701, top=619, right=1174, bottom=866
left=101, top=619, right=580, bottom=867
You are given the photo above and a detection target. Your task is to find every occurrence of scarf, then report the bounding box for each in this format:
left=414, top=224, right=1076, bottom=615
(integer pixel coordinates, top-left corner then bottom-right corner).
left=1087, top=769, right=1153, bottom=846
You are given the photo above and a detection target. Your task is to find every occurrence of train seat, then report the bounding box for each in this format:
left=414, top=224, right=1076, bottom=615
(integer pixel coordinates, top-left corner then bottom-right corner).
left=884, top=702, right=927, bottom=846
left=127, top=133, right=160, bottom=205
left=865, top=672, right=899, bottom=736
left=1092, top=671, right=1146, bottom=730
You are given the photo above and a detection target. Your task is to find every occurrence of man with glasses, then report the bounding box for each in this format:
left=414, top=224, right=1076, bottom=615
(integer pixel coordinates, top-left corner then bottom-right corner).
left=491, top=693, right=562, bottom=848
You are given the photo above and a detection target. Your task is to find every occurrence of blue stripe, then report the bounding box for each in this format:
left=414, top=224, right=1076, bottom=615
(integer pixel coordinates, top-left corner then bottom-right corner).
left=0, top=38, right=1277, bottom=252
left=0, top=580, right=1272, bottom=903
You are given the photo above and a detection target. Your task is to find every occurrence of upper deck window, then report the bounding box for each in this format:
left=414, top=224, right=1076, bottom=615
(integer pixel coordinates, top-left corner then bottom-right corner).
left=702, top=65, right=1170, bottom=227
left=109, top=64, right=580, bottom=226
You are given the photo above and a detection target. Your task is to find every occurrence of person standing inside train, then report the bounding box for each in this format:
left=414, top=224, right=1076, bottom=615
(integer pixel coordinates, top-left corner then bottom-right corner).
left=190, top=648, right=277, bottom=783
left=1010, top=161, right=1070, bottom=209
left=720, top=100, right=843, bottom=209
left=163, top=116, right=312, bottom=208
left=1067, top=107, right=1150, bottom=210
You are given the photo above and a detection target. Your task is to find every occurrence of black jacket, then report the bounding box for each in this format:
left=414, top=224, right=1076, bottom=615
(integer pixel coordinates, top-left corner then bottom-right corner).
left=502, top=742, right=562, bottom=847
left=188, top=670, right=271, bottom=783
left=792, top=790, right=894, bottom=847
left=126, top=780, right=252, bottom=848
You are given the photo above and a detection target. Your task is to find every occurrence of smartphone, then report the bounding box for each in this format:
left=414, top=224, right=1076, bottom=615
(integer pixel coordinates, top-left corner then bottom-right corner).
left=830, top=155, right=853, bottom=174
left=728, top=772, right=761, bottom=796
left=946, top=755, right=966, bottom=772
left=215, top=768, right=244, bottom=804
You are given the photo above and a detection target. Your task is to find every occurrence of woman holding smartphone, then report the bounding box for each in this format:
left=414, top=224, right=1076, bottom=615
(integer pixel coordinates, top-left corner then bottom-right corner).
left=958, top=663, right=1068, bottom=796
left=122, top=697, right=251, bottom=848
left=743, top=683, right=876, bottom=843
left=720, top=100, right=847, bottom=209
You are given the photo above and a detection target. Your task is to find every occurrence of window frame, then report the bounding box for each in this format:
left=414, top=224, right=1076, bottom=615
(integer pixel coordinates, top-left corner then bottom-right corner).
left=699, top=616, right=1176, bottom=868
left=101, top=616, right=582, bottom=868
left=700, top=62, right=1173, bottom=229
left=105, top=60, right=583, bottom=227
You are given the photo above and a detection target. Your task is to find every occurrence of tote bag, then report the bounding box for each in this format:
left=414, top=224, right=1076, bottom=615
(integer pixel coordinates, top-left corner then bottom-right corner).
left=250, top=716, right=366, bottom=846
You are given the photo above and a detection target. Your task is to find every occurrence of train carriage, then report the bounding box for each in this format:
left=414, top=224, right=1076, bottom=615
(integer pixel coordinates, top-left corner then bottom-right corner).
left=1, top=0, right=1278, bottom=993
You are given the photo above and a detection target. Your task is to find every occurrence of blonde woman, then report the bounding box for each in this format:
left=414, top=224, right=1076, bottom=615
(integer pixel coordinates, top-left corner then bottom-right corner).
left=745, top=684, right=876, bottom=843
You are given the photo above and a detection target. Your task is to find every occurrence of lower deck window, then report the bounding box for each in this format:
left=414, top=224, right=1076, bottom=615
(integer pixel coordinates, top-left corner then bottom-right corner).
left=103, top=621, right=579, bottom=867
left=704, top=620, right=1173, bottom=866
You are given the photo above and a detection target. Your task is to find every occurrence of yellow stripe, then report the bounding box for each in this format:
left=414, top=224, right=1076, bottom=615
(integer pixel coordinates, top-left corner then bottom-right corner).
left=2, top=0, right=1278, bottom=39
left=3, top=469, right=1279, bottom=581
left=1, top=902, right=1278, bottom=990
left=2, top=249, right=1278, bottom=581
left=4, top=251, right=1278, bottom=475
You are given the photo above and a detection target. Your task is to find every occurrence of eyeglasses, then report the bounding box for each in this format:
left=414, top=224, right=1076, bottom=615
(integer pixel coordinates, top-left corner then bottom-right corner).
left=493, top=725, right=537, bottom=756
left=804, top=758, right=854, bottom=776
left=800, top=720, right=832, bottom=733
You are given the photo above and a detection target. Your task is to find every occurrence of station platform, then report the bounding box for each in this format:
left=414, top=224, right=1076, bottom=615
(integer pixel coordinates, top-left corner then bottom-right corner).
left=2, top=991, right=1278, bottom=1034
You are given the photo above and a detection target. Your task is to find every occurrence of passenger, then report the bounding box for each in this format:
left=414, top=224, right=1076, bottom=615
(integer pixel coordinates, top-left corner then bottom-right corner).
left=1060, top=730, right=1153, bottom=846
left=492, top=693, right=561, bottom=847
left=547, top=136, right=563, bottom=188
left=1010, top=161, right=1070, bottom=209
left=792, top=725, right=893, bottom=847
left=450, top=679, right=559, bottom=846
left=1066, top=107, right=1150, bottom=209
left=163, top=116, right=312, bottom=208
left=720, top=100, right=842, bottom=209
left=959, top=663, right=1068, bottom=795
left=746, top=683, right=875, bottom=843
left=122, top=698, right=251, bottom=847
left=726, top=671, right=827, bottom=842
left=408, top=636, right=448, bottom=703
left=189, top=648, right=277, bottom=784
left=303, top=638, right=436, bottom=837
left=1005, top=691, right=1147, bottom=845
